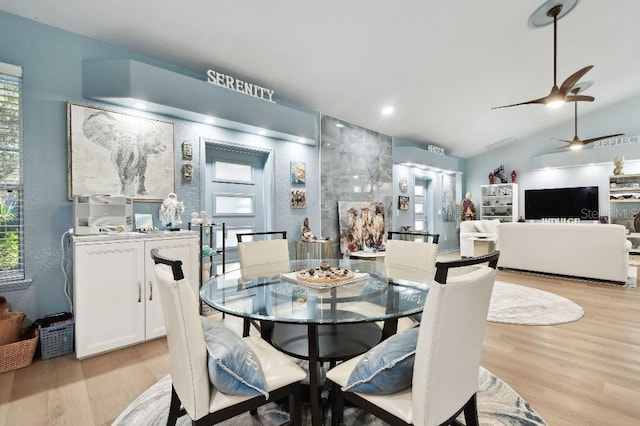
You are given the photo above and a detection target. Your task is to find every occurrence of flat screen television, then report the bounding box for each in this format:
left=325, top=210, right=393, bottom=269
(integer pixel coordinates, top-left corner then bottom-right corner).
left=525, top=186, right=599, bottom=220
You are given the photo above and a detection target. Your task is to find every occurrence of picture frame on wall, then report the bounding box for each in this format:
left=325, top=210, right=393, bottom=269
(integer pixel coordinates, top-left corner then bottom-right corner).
left=290, top=160, right=306, bottom=185
left=67, top=102, right=175, bottom=201
left=398, top=195, right=410, bottom=210
left=290, top=189, right=306, bottom=208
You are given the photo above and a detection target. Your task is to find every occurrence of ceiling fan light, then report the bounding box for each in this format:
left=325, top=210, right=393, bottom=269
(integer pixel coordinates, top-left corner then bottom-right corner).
left=546, top=98, right=565, bottom=108
left=569, top=142, right=583, bottom=150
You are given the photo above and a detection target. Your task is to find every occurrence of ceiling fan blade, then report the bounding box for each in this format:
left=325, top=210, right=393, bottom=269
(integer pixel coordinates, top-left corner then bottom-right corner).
left=492, top=96, right=547, bottom=110
left=551, top=138, right=572, bottom=143
left=582, top=133, right=625, bottom=145
left=566, top=95, right=595, bottom=103
left=559, top=65, right=594, bottom=95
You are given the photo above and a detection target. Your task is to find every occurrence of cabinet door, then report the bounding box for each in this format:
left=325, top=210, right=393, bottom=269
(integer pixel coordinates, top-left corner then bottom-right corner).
left=74, top=241, right=145, bottom=358
left=144, top=237, right=199, bottom=339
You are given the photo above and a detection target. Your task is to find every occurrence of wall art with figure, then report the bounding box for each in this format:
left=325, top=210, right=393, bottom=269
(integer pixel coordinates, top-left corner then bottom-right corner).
left=441, top=174, right=456, bottom=222
left=67, top=102, right=175, bottom=201
left=338, top=201, right=385, bottom=253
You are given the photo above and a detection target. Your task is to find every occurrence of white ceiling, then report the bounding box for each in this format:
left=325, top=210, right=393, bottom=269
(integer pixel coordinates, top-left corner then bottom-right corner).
left=1, top=0, right=639, bottom=159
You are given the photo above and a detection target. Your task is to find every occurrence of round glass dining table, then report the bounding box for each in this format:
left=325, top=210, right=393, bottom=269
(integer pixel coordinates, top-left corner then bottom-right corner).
left=200, top=258, right=430, bottom=426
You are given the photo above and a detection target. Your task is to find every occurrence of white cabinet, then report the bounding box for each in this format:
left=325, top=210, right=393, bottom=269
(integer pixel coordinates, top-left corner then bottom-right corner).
left=480, top=183, right=519, bottom=222
left=73, top=232, right=198, bottom=358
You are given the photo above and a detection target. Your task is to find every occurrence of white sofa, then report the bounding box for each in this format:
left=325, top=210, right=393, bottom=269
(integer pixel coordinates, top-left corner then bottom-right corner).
left=459, top=219, right=501, bottom=257
left=497, top=222, right=631, bottom=283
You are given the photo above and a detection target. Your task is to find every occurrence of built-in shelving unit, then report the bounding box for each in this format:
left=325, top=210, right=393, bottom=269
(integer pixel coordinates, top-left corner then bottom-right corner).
left=188, top=222, right=226, bottom=288
left=608, top=174, right=640, bottom=253
left=480, top=183, right=518, bottom=222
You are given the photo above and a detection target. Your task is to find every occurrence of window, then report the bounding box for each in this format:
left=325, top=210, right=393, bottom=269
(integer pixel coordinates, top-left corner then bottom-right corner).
left=0, top=63, right=23, bottom=282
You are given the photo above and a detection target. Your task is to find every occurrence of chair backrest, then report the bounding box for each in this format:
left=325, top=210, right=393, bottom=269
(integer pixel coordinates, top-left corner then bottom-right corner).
left=387, top=230, right=439, bottom=244
left=237, top=231, right=290, bottom=280
left=384, top=233, right=439, bottom=283
left=151, top=249, right=210, bottom=421
left=411, top=251, right=499, bottom=426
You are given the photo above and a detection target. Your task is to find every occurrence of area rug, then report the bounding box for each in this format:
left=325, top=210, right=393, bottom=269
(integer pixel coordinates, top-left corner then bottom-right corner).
left=112, top=366, right=546, bottom=425
left=488, top=281, right=584, bottom=325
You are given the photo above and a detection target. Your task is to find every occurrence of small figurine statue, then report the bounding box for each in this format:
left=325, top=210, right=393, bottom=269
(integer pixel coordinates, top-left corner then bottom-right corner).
left=488, top=171, right=495, bottom=184
left=511, top=170, right=518, bottom=184
left=461, top=192, right=477, bottom=221
left=200, top=210, right=210, bottom=226
left=159, top=192, right=184, bottom=227
left=301, top=217, right=316, bottom=242
left=190, top=212, right=201, bottom=225
left=613, top=156, right=625, bottom=175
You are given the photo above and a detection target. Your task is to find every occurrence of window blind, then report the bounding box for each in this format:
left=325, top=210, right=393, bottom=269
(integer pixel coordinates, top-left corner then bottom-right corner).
left=0, top=67, right=24, bottom=281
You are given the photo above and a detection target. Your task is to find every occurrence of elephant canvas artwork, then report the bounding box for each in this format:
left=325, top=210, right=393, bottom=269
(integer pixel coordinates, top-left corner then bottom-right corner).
left=68, top=102, right=175, bottom=201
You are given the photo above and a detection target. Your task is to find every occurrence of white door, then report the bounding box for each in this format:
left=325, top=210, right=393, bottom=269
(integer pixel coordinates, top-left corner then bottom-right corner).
left=204, top=143, right=270, bottom=274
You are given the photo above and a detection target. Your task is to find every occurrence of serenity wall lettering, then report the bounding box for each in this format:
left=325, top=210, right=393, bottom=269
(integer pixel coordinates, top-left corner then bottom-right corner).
left=206, top=69, right=275, bottom=103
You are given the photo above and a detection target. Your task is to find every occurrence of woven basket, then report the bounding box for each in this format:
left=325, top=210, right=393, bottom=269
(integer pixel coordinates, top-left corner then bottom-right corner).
left=0, top=328, right=39, bottom=374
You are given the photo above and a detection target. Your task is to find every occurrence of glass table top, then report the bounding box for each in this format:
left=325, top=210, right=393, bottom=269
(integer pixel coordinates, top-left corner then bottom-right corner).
left=200, top=259, right=430, bottom=325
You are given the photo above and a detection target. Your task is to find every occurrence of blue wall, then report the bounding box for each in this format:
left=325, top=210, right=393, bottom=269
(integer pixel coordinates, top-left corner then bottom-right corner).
left=0, top=11, right=320, bottom=319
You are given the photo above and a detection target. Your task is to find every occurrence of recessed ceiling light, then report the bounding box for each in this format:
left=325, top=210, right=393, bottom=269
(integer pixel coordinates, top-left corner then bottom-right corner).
left=205, top=117, right=215, bottom=124
left=381, top=106, right=394, bottom=116
left=259, top=130, right=267, bottom=135
left=134, top=102, right=146, bottom=109
left=297, top=137, right=305, bottom=143
left=336, top=123, right=344, bottom=128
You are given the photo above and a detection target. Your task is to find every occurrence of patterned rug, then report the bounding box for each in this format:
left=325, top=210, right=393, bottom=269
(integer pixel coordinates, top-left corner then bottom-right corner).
left=488, top=281, right=584, bottom=325
left=113, top=366, right=545, bottom=425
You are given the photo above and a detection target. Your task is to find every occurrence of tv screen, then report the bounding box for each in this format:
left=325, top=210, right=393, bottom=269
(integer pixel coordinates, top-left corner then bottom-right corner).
left=525, top=186, right=599, bottom=220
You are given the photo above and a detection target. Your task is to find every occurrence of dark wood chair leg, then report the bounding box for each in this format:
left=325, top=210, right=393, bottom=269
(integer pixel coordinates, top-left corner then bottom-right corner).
left=167, top=385, right=181, bottom=426
left=330, top=382, right=343, bottom=426
left=462, top=393, right=479, bottom=426
left=289, top=382, right=302, bottom=426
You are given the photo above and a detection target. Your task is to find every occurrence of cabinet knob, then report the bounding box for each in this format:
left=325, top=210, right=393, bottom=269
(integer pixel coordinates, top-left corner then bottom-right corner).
left=138, top=281, right=142, bottom=303
left=148, top=280, right=153, bottom=301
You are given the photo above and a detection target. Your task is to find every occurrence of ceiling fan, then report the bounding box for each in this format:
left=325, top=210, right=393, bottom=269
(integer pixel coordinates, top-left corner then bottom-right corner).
left=554, top=84, right=624, bottom=150
left=493, top=0, right=594, bottom=110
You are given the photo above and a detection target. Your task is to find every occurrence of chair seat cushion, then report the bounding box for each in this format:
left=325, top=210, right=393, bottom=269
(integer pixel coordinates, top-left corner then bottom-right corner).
left=201, top=317, right=268, bottom=398
left=342, top=327, right=418, bottom=394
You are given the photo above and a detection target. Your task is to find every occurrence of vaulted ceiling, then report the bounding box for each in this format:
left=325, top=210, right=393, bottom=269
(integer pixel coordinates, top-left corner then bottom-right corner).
left=1, top=0, right=639, bottom=158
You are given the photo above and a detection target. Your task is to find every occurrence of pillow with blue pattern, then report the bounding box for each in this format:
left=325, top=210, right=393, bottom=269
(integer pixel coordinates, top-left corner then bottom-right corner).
left=200, top=316, right=268, bottom=397
left=343, top=327, right=418, bottom=394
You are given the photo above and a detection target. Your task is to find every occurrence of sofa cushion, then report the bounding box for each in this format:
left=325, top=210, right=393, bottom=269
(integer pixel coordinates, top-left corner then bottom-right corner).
left=484, top=219, right=501, bottom=236
left=460, top=221, right=478, bottom=233
left=200, top=316, right=268, bottom=397
left=474, top=221, right=487, bottom=233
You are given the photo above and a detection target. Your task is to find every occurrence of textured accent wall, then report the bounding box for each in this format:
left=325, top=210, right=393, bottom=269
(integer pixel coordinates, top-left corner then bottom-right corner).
left=320, top=116, right=393, bottom=255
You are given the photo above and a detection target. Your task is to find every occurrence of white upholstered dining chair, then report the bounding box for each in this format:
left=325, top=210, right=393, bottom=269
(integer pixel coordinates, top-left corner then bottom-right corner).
left=383, top=231, right=439, bottom=333
left=151, top=249, right=306, bottom=426
left=237, top=231, right=290, bottom=337
left=326, top=251, right=500, bottom=426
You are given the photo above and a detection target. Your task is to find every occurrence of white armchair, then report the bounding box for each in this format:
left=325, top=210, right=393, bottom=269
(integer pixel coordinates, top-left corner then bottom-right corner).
left=459, top=219, right=500, bottom=257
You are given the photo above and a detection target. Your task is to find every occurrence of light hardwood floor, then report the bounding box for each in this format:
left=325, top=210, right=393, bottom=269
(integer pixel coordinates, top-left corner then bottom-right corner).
left=1, top=255, right=639, bottom=425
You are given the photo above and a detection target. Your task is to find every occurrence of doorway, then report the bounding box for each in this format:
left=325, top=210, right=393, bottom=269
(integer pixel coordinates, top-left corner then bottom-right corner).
left=203, top=141, right=272, bottom=272
left=413, top=176, right=433, bottom=234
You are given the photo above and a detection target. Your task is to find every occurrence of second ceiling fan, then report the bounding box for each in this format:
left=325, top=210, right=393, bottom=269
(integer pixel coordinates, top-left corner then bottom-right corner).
left=493, top=0, right=593, bottom=110
left=554, top=84, right=624, bottom=150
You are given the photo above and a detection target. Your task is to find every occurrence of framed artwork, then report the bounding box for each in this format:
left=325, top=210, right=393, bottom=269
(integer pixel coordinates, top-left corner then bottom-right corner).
left=67, top=102, right=175, bottom=201
left=290, top=189, right=306, bottom=208
left=398, top=195, right=409, bottom=210
left=441, top=174, right=456, bottom=222
left=290, top=161, right=306, bottom=185
left=134, top=213, right=154, bottom=230
left=338, top=201, right=385, bottom=253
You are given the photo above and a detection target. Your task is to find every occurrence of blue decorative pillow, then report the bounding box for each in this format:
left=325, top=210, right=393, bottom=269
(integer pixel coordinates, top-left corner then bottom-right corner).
left=343, top=327, right=418, bottom=394
left=200, top=316, right=268, bottom=398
